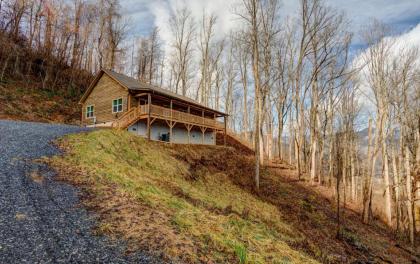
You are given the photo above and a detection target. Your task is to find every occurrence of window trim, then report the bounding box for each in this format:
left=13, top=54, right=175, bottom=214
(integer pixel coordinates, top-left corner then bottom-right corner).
left=112, top=98, right=123, bottom=113
left=86, top=105, right=94, bottom=118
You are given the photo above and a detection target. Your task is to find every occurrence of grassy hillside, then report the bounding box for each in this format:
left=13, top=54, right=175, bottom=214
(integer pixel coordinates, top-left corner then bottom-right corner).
left=48, top=130, right=415, bottom=263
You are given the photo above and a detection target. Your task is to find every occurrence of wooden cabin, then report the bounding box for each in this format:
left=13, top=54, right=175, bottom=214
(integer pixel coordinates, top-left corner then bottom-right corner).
left=79, top=69, right=227, bottom=145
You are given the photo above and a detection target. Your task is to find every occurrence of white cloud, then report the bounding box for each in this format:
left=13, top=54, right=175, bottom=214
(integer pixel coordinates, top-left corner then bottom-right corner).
left=148, top=0, right=172, bottom=51
left=147, top=0, right=241, bottom=58
left=353, top=23, right=420, bottom=118
left=391, top=23, right=420, bottom=50
left=120, top=0, right=420, bottom=54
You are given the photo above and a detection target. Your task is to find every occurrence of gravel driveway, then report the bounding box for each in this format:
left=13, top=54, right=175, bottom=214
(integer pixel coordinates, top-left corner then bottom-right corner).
left=0, top=120, right=162, bottom=263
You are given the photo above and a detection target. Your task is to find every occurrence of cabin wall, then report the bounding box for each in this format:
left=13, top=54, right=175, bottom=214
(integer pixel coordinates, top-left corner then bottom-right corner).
left=82, top=74, right=129, bottom=125
left=129, top=94, right=138, bottom=108
left=128, top=121, right=216, bottom=145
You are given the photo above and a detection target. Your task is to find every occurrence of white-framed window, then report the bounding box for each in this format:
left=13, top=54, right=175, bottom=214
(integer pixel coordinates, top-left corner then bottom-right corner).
left=86, top=105, right=94, bottom=118
left=112, top=98, right=123, bottom=113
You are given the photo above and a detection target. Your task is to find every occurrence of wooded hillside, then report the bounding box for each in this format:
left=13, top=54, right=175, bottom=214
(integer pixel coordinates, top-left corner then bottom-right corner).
left=0, top=0, right=126, bottom=122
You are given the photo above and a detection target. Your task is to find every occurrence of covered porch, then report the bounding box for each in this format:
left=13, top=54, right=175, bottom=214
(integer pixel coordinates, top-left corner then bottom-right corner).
left=114, top=92, right=228, bottom=145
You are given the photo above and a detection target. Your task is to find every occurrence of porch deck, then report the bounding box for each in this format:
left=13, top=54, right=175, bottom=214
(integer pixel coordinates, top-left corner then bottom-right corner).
left=112, top=104, right=225, bottom=130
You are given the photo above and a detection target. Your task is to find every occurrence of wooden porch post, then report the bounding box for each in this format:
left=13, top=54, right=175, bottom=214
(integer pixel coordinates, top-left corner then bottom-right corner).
left=213, top=113, right=216, bottom=145
left=224, top=115, right=227, bottom=146
left=147, top=93, right=151, bottom=140
left=170, top=99, right=173, bottom=144
left=188, top=106, right=191, bottom=144
left=202, top=110, right=205, bottom=144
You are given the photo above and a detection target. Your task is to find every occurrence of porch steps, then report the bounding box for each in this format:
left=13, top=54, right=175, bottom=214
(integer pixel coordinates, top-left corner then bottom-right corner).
left=112, top=106, right=144, bottom=129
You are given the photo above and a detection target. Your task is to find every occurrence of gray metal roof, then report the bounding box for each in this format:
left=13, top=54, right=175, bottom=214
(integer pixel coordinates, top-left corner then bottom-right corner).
left=103, top=69, right=226, bottom=116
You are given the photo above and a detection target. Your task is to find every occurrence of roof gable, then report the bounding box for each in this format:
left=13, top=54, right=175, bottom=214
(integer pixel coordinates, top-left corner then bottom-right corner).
left=80, top=69, right=226, bottom=116
left=79, top=70, right=129, bottom=104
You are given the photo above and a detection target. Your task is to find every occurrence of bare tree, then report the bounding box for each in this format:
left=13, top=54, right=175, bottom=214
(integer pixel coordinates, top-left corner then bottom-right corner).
left=273, top=23, right=294, bottom=160
left=105, top=0, right=126, bottom=70
left=169, top=7, right=195, bottom=96
left=224, top=39, right=236, bottom=119
left=238, top=0, right=263, bottom=190
left=198, top=12, right=216, bottom=105
left=388, top=46, right=419, bottom=245
left=136, top=27, right=162, bottom=84
left=232, top=31, right=251, bottom=140
left=360, top=21, right=394, bottom=226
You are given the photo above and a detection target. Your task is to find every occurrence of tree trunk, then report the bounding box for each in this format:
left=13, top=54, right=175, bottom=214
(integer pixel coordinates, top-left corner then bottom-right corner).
left=260, top=127, right=265, bottom=165
left=295, top=135, right=301, bottom=180
left=243, top=79, right=248, bottom=140
left=310, top=83, right=318, bottom=184
left=254, top=93, right=261, bottom=191
left=277, top=107, right=284, bottom=159
left=405, top=146, right=415, bottom=247
left=391, top=144, right=401, bottom=232
left=327, top=89, right=334, bottom=187
left=289, top=110, right=294, bottom=165
left=363, top=119, right=373, bottom=224
left=342, top=133, right=348, bottom=206
left=351, top=141, right=356, bottom=201
left=382, top=138, right=392, bottom=226
left=311, top=137, right=317, bottom=184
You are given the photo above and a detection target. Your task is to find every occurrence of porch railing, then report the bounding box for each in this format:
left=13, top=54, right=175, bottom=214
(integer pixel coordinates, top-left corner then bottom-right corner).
left=114, top=104, right=224, bottom=129
left=149, top=104, right=224, bottom=129
left=112, top=106, right=143, bottom=128
left=112, top=104, right=254, bottom=151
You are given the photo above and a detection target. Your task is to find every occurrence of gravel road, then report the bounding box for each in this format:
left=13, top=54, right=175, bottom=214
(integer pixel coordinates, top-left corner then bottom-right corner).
left=0, top=120, right=163, bottom=263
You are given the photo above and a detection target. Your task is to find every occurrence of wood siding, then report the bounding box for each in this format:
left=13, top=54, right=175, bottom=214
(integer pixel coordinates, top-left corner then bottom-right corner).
left=129, top=93, right=138, bottom=109
left=82, top=74, right=129, bottom=125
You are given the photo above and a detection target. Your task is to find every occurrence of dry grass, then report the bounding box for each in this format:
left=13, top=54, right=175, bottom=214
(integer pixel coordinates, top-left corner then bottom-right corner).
left=0, top=78, right=81, bottom=124
left=48, top=129, right=318, bottom=263
left=47, top=129, right=417, bottom=263
left=29, top=170, right=44, bottom=184
left=15, top=213, right=27, bottom=220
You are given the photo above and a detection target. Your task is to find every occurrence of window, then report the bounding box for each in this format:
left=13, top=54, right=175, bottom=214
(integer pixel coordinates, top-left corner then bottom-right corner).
left=112, top=98, right=123, bottom=113
left=86, top=105, right=94, bottom=118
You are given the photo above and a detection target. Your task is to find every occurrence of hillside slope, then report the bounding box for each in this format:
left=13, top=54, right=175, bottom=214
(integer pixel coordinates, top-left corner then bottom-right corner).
left=0, top=33, right=91, bottom=124
left=0, top=78, right=81, bottom=124
left=48, top=130, right=416, bottom=263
